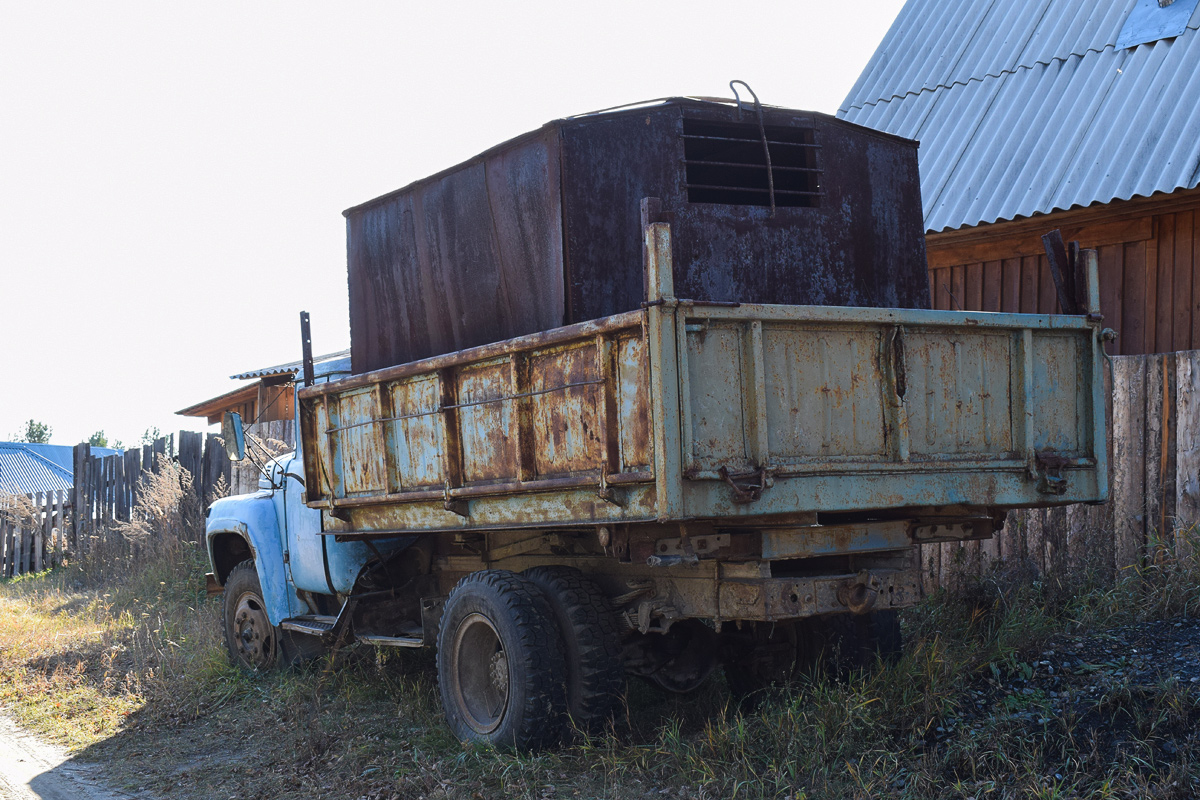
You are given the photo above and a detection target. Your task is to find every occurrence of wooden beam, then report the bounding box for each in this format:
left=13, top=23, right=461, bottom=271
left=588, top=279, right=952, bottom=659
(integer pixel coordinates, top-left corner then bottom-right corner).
left=928, top=216, right=1155, bottom=269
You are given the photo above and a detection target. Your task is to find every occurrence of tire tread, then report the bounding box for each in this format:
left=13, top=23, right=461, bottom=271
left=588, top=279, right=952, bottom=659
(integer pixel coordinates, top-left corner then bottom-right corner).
left=437, top=569, right=568, bottom=750
left=523, top=566, right=624, bottom=732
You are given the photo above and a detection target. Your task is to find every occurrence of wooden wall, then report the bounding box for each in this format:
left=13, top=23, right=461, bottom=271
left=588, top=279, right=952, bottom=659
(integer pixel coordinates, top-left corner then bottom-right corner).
left=926, top=188, right=1200, bottom=356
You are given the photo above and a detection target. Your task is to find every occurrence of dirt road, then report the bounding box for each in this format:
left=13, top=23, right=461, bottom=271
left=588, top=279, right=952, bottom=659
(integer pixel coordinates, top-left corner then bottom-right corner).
left=0, top=717, right=141, bottom=800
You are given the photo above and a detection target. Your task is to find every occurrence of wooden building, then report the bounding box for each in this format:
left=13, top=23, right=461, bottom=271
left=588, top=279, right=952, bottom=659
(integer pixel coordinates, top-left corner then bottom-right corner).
left=924, top=188, right=1200, bottom=355
left=176, top=350, right=350, bottom=430
left=840, top=0, right=1200, bottom=355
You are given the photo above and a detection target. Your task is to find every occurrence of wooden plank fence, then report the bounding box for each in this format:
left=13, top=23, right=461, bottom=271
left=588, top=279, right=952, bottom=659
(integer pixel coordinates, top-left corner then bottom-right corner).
left=1, top=428, right=239, bottom=578
left=924, top=349, right=1200, bottom=591
left=0, top=490, right=69, bottom=578
left=69, top=433, right=232, bottom=561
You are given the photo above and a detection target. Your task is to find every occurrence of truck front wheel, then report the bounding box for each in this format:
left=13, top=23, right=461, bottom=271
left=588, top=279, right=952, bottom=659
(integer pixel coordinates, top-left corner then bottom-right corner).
left=437, top=570, right=567, bottom=750
left=222, top=560, right=324, bottom=670
left=222, top=561, right=281, bottom=670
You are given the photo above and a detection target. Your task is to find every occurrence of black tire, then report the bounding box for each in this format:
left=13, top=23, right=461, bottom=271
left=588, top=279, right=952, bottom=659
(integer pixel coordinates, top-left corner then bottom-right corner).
left=800, top=610, right=902, bottom=679
left=222, top=560, right=324, bottom=671
left=522, top=566, right=624, bottom=733
left=223, top=561, right=282, bottom=670
left=437, top=570, right=567, bottom=750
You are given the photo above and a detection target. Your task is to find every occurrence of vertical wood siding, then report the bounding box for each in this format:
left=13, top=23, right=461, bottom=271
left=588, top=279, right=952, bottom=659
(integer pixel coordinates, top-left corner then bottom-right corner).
left=927, top=205, right=1200, bottom=356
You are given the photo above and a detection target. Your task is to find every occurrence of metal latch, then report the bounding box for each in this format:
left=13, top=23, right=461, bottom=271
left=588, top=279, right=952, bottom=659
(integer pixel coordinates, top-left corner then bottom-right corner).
left=1034, top=452, right=1070, bottom=495
left=596, top=465, right=624, bottom=507
left=443, top=480, right=468, bottom=517
left=718, top=466, right=771, bottom=504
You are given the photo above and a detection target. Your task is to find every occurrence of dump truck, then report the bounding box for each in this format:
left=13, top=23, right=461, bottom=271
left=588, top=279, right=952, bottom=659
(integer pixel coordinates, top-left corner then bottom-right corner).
left=205, top=97, right=1109, bottom=749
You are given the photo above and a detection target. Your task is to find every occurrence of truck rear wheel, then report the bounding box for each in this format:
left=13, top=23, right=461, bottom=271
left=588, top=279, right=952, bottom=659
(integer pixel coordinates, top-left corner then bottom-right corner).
left=437, top=570, right=567, bottom=750
left=722, top=620, right=806, bottom=701
left=522, top=566, right=624, bottom=733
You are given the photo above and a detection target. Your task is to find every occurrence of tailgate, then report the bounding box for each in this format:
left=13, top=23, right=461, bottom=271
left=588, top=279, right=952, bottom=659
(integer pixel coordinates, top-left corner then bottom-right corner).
left=663, top=302, right=1107, bottom=519
left=640, top=220, right=1107, bottom=521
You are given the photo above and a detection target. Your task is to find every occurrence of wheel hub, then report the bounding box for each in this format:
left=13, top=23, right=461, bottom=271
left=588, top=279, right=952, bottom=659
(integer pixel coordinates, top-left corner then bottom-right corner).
left=452, top=612, right=510, bottom=734
left=233, top=592, right=274, bottom=667
left=489, top=649, right=509, bottom=691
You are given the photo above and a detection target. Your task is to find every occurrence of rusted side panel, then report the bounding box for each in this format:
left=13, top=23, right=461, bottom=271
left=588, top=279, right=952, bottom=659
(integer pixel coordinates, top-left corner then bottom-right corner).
left=529, top=343, right=601, bottom=477
left=456, top=360, right=518, bottom=484
left=760, top=326, right=888, bottom=459
left=1031, top=333, right=1086, bottom=453
left=335, top=388, right=387, bottom=496
left=616, top=335, right=653, bottom=471
left=387, top=375, right=443, bottom=490
left=903, top=331, right=1015, bottom=457
left=684, top=324, right=748, bottom=471
left=299, top=315, right=653, bottom=528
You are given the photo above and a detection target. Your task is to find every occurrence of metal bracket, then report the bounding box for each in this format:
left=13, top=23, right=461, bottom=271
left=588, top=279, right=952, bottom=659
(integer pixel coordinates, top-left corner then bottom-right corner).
left=1034, top=452, right=1070, bottom=495
left=718, top=465, right=771, bottom=503
left=596, top=466, right=625, bottom=507
left=442, top=481, right=468, bottom=516
left=836, top=570, right=882, bottom=615
left=322, top=596, right=359, bottom=648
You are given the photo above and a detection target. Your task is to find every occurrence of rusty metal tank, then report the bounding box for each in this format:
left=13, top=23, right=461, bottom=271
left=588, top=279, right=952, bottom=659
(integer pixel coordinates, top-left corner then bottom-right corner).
left=344, top=97, right=929, bottom=374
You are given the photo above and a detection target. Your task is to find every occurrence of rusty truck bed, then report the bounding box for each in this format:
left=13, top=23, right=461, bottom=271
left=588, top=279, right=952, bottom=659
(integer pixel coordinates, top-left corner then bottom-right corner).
left=298, top=223, right=1108, bottom=537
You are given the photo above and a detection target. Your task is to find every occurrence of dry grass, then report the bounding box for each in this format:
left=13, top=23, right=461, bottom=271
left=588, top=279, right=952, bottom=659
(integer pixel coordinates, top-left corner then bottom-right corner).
left=0, top=460, right=228, bottom=751
left=0, top=488, right=1197, bottom=798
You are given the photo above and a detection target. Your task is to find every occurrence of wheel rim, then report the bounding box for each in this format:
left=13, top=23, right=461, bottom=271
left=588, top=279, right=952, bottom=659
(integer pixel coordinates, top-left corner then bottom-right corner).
left=232, top=590, right=276, bottom=668
left=451, top=612, right=509, bottom=734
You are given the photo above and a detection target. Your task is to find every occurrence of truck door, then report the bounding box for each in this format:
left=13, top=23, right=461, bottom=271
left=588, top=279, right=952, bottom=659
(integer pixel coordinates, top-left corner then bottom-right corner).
left=280, top=456, right=337, bottom=595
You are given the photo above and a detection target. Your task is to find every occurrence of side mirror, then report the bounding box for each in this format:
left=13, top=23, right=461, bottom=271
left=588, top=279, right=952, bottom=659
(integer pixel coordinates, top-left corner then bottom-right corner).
left=222, top=412, right=246, bottom=461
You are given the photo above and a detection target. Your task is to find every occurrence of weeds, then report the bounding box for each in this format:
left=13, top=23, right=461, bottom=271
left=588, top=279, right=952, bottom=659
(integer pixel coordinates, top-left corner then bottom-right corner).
left=0, top=488, right=1197, bottom=798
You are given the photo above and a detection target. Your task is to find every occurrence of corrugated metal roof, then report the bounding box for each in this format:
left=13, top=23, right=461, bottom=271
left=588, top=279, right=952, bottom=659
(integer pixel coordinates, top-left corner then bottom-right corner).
left=230, top=350, right=351, bottom=381
left=0, top=444, right=73, bottom=495
left=840, top=0, right=1200, bottom=233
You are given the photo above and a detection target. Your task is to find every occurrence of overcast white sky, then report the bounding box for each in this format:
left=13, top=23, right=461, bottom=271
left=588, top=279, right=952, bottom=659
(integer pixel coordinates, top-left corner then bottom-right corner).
left=0, top=1, right=904, bottom=447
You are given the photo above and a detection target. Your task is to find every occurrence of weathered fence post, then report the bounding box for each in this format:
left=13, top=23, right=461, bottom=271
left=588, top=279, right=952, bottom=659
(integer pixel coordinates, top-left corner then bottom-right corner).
left=17, top=519, right=27, bottom=576
left=54, top=489, right=65, bottom=566
left=72, top=443, right=88, bottom=551
left=0, top=517, right=9, bottom=577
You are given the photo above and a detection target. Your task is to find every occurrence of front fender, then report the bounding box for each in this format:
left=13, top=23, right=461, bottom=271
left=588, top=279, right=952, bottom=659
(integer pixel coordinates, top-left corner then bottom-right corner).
left=206, top=492, right=301, bottom=626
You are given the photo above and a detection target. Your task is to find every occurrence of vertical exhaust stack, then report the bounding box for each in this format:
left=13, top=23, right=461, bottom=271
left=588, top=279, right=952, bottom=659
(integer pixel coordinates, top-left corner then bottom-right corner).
left=300, top=311, right=314, bottom=388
